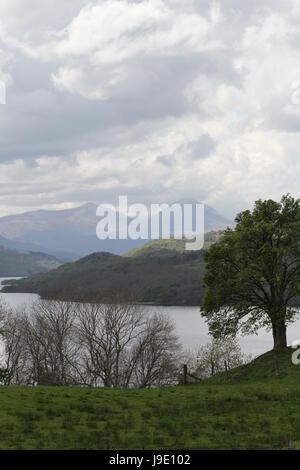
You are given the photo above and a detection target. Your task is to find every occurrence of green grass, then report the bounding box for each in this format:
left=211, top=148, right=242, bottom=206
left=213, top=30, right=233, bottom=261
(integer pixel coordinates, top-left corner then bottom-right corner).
left=0, top=348, right=299, bottom=449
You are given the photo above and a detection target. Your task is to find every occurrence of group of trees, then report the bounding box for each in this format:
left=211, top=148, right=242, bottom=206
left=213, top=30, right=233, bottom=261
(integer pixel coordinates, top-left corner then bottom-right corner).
left=0, top=300, right=182, bottom=388
left=0, top=298, right=249, bottom=388
left=186, top=338, right=249, bottom=380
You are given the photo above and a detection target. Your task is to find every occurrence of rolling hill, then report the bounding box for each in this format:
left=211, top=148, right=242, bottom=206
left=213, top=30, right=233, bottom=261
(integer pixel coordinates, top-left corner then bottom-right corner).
left=3, top=249, right=206, bottom=305
left=0, top=246, right=63, bottom=277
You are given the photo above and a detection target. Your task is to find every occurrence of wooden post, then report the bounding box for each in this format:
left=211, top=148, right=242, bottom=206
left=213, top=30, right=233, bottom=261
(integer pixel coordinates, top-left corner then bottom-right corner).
left=224, top=360, right=229, bottom=380
left=287, top=434, right=292, bottom=450
left=274, top=351, right=279, bottom=376
left=183, top=364, right=188, bottom=385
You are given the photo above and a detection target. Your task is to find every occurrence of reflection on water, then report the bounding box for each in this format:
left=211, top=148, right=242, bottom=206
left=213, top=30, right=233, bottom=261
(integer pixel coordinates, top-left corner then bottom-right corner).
left=0, top=278, right=299, bottom=357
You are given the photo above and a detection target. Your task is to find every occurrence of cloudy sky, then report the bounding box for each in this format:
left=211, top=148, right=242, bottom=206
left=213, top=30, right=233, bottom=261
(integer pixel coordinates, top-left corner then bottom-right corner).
left=0, top=0, right=300, bottom=218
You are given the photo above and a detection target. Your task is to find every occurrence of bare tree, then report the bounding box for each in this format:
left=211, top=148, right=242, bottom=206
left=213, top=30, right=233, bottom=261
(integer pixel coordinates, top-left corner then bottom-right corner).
left=132, top=314, right=182, bottom=388
left=76, top=304, right=182, bottom=388
left=76, top=303, right=147, bottom=387
left=0, top=299, right=183, bottom=388
left=0, top=300, right=27, bottom=384
left=1, top=309, right=27, bottom=385
left=21, top=300, right=79, bottom=385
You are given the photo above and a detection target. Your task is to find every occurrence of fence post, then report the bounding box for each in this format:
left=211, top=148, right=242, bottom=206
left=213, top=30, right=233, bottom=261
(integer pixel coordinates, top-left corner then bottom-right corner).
left=274, top=351, right=279, bottom=375
left=183, top=364, right=188, bottom=385
left=287, top=434, right=292, bottom=450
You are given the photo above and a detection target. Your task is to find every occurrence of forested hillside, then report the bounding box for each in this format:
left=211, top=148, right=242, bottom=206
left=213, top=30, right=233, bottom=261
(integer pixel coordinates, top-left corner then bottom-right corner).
left=3, top=249, right=206, bottom=305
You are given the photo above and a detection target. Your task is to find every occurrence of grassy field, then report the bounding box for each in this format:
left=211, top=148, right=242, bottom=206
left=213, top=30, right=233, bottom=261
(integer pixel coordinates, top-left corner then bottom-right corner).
left=0, top=348, right=299, bottom=450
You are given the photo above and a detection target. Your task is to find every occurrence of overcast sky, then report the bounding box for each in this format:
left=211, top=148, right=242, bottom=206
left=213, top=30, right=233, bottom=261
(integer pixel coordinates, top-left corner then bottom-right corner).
left=0, top=0, right=300, bottom=218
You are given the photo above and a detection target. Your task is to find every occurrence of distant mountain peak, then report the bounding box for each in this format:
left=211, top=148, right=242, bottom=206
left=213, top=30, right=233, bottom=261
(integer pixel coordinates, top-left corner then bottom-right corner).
left=0, top=201, right=233, bottom=258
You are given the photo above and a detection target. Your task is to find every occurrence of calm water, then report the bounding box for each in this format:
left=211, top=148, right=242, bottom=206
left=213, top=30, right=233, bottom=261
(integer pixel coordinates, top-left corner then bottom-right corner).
left=1, top=278, right=300, bottom=357
left=0, top=278, right=39, bottom=309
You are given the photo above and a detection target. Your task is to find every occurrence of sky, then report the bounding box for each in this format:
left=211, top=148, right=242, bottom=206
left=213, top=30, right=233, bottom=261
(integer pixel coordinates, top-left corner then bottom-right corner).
left=0, top=0, right=300, bottom=219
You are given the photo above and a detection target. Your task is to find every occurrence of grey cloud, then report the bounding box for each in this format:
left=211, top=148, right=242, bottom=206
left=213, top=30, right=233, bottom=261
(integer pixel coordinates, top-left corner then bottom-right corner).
left=156, top=155, right=174, bottom=167
left=0, top=0, right=299, bottom=218
left=0, top=49, right=236, bottom=163
left=189, top=135, right=216, bottom=160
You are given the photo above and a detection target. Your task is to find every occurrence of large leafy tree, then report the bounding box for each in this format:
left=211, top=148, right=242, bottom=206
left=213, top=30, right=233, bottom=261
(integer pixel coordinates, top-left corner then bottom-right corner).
left=202, top=195, right=300, bottom=349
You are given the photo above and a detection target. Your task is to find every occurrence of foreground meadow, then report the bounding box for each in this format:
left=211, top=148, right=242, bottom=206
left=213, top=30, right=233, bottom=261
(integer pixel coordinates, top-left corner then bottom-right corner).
left=0, top=348, right=299, bottom=450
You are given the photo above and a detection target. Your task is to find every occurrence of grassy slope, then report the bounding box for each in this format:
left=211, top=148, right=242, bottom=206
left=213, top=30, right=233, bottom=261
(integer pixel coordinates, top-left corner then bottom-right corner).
left=125, top=231, right=223, bottom=257
left=0, top=348, right=300, bottom=450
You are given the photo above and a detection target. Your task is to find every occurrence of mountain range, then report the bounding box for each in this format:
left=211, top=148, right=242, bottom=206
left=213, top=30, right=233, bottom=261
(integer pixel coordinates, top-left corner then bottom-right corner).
left=0, top=202, right=233, bottom=259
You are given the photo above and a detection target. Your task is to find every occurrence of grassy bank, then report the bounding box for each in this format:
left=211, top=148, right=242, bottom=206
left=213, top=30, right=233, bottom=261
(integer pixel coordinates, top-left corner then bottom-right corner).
left=0, top=348, right=299, bottom=450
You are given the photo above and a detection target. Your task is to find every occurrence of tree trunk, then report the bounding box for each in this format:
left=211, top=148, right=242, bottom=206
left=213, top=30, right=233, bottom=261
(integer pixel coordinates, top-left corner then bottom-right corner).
left=272, top=321, right=287, bottom=349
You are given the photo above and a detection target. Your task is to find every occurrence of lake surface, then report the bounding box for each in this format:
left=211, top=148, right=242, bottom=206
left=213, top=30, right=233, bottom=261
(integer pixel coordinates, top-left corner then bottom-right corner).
left=1, top=278, right=300, bottom=357
left=0, top=278, right=39, bottom=309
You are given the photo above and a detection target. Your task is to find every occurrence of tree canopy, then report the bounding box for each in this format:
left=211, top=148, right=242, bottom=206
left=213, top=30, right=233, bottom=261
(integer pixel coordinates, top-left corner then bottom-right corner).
left=202, top=195, right=300, bottom=349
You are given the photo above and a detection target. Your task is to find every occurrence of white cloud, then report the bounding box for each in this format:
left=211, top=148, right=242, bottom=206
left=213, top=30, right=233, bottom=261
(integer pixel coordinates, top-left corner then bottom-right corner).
left=47, top=0, right=223, bottom=100
left=52, top=0, right=220, bottom=60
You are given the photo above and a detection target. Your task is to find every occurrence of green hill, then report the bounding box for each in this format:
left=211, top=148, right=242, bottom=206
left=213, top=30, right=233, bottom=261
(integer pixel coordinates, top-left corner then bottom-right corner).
left=3, top=250, right=206, bottom=305
left=0, top=246, right=63, bottom=277
left=125, top=231, right=223, bottom=257
left=208, top=347, right=299, bottom=383
left=0, top=348, right=299, bottom=450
